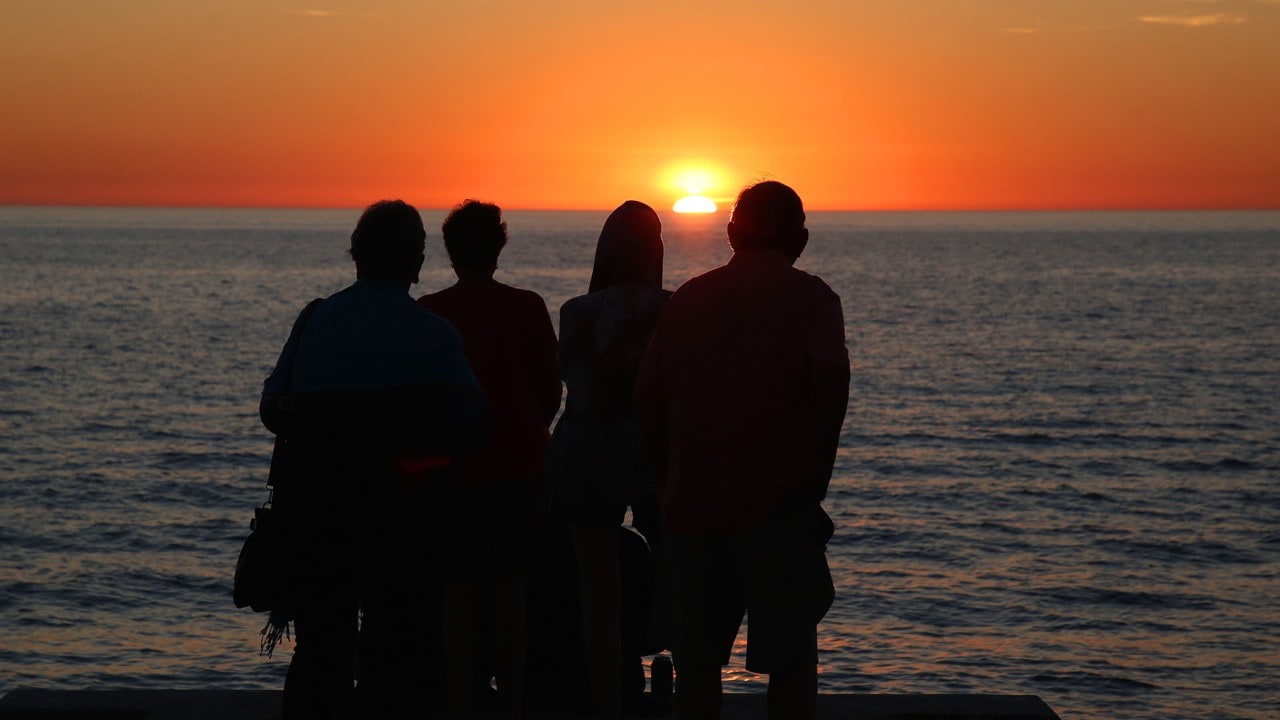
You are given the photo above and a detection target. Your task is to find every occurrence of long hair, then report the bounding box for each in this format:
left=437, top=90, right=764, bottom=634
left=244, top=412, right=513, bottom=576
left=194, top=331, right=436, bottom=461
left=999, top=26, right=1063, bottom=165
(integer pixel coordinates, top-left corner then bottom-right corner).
left=587, top=201, right=663, bottom=294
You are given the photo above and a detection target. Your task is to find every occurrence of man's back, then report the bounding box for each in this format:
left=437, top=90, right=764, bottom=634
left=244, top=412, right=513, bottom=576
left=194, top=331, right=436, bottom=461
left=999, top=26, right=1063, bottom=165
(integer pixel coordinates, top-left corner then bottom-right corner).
left=292, top=279, right=474, bottom=393
left=263, top=278, right=488, bottom=458
left=638, top=247, right=847, bottom=534
left=635, top=181, right=848, bottom=720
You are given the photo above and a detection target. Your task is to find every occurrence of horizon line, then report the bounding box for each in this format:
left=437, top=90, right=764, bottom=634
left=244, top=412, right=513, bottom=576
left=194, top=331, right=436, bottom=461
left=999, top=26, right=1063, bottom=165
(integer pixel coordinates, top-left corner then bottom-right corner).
left=3, top=202, right=1279, bottom=214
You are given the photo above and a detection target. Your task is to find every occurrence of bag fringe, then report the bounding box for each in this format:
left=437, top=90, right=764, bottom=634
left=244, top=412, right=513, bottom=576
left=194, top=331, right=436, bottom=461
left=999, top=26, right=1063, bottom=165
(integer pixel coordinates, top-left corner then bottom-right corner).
left=259, top=610, right=292, bottom=658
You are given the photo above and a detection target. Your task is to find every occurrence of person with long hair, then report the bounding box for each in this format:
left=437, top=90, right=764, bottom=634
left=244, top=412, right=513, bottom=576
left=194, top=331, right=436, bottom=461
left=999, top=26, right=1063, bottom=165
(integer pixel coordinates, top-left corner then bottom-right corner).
left=548, top=200, right=670, bottom=720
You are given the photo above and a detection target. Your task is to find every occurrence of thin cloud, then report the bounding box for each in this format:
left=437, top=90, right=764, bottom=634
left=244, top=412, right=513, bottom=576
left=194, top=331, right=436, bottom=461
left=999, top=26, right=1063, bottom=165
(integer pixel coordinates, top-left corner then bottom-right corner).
left=289, top=9, right=342, bottom=18
left=1137, top=13, right=1247, bottom=26
left=994, top=22, right=1130, bottom=35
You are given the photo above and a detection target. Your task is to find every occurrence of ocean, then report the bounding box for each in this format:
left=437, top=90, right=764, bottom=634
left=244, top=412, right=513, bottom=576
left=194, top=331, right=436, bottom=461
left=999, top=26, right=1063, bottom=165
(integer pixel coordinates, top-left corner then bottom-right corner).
left=1, top=206, right=1277, bottom=719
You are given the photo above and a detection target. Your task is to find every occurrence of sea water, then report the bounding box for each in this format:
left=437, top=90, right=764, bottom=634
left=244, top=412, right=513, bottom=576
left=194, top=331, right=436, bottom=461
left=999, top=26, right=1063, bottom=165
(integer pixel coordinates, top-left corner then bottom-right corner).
left=0, top=206, right=1277, bottom=719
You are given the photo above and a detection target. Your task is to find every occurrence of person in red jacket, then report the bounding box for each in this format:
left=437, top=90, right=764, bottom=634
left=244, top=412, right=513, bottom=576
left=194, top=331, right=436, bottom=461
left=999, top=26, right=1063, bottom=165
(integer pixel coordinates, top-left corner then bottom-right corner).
left=637, top=181, right=850, bottom=720
left=419, top=200, right=561, bottom=719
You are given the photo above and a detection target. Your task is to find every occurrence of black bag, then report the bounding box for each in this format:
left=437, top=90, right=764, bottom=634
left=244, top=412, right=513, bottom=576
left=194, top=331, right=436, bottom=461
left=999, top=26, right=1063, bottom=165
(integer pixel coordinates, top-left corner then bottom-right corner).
left=233, top=299, right=321, bottom=614
left=232, top=481, right=286, bottom=612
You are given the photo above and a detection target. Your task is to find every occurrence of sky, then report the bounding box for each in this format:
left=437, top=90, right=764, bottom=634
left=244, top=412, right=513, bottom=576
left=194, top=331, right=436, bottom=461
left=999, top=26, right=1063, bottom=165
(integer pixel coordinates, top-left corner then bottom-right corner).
left=2, top=0, right=1278, bottom=211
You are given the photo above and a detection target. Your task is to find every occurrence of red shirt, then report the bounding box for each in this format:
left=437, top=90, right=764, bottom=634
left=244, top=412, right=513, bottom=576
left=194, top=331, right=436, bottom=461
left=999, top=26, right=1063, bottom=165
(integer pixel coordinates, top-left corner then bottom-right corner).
left=419, top=278, right=561, bottom=483
left=636, top=249, right=849, bottom=533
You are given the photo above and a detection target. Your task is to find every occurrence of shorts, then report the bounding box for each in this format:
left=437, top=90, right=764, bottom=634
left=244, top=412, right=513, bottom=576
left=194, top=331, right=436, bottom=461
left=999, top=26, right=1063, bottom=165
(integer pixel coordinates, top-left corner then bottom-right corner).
left=666, top=502, right=834, bottom=674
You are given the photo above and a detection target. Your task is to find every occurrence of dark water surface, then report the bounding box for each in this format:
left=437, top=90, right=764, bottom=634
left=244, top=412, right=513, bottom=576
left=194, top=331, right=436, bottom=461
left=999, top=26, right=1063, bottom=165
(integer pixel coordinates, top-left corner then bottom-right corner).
left=1, top=207, right=1277, bottom=718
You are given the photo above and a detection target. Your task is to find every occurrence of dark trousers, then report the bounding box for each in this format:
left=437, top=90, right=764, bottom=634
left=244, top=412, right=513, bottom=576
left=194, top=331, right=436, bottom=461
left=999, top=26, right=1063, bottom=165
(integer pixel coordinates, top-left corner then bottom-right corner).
left=281, top=492, right=445, bottom=719
left=283, top=579, right=360, bottom=720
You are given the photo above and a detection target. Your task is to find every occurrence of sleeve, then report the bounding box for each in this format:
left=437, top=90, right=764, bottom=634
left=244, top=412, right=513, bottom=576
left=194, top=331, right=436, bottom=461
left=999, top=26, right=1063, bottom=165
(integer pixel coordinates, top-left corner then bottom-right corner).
left=634, top=305, right=669, bottom=486
left=531, top=294, right=563, bottom=426
left=808, top=280, right=850, bottom=375
left=804, top=280, right=850, bottom=502
left=260, top=302, right=317, bottom=435
left=556, top=298, right=589, bottom=385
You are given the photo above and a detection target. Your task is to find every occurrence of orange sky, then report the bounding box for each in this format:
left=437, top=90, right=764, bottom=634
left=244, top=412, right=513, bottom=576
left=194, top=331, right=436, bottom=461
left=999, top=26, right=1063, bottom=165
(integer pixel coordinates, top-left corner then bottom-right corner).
left=2, top=0, right=1278, bottom=210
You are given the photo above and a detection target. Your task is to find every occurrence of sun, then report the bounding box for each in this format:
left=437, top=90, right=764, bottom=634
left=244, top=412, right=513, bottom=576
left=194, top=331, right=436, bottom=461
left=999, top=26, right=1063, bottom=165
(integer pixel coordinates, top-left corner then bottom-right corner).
left=662, top=161, right=727, bottom=214
left=673, top=195, right=718, bottom=213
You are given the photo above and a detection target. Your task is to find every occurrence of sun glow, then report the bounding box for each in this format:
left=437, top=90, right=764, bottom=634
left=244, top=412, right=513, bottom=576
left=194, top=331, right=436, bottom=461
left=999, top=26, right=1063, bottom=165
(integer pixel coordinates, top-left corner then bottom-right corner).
left=673, top=195, right=718, bottom=213
left=661, top=161, right=729, bottom=213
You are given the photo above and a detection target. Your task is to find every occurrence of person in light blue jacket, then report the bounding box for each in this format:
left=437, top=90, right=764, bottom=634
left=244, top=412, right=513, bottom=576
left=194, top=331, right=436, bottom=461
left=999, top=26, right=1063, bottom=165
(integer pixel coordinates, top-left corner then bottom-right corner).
left=260, top=199, right=489, bottom=720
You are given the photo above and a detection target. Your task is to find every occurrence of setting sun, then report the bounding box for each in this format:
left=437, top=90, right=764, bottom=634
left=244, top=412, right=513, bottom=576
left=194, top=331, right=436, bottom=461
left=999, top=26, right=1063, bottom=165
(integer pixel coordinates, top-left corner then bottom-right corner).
left=673, top=195, right=718, bottom=213
left=660, top=162, right=732, bottom=213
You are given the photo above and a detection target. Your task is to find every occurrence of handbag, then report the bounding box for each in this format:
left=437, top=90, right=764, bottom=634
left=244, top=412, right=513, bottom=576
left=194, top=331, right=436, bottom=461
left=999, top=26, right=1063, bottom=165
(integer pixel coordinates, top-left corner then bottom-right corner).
left=232, top=487, right=286, bottom=613
left=233, top=299, right=322, bottom=620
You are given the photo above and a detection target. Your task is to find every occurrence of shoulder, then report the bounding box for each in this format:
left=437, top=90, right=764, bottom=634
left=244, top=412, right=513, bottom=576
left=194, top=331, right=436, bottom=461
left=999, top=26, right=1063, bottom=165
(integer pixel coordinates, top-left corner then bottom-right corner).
left=417, top=287, right=446, bottom=305
left=637, top=286, right=673, bottom=316
left=667, top=265, right=727, bottom=304
left=402, top=299, right=463, bottom=340
left=498, top=282, right=551, bottom=313
left=793, top=268, right=841, bottom=306
left=559, top=293, right=593, bottom=315
left=418, top=286, right=485, bottom=333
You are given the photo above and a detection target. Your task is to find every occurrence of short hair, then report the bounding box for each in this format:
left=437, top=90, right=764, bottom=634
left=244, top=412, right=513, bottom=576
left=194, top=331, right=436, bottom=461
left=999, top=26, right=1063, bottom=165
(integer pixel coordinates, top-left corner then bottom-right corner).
left=728, top=181, right=806, bottom=252
left=349, top=200, right=426, bottom=280
left=441, top=200, right=508, bottom=272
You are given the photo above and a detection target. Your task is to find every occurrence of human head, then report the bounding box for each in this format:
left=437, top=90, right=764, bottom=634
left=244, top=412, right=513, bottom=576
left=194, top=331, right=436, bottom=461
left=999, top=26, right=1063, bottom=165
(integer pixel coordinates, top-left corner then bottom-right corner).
left=349, top=199, right=426, bottom=284
left=588, top=200, right=664, bottom=293
left=441, top=200, right=508, bottom=278
left=726, top=180, right=808, bottom=262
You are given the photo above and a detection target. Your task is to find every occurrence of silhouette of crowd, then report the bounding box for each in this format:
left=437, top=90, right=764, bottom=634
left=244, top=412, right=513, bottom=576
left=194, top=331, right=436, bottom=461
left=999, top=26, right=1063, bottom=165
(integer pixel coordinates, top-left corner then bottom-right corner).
left=257, top=181, right=849, bottom=719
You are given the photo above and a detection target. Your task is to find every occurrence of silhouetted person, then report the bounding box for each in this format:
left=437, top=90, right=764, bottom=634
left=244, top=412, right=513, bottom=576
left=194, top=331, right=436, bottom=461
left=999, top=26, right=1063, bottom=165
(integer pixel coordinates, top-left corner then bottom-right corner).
left=418, top=200, right=561, bottom=719
left=636, top=181, right=849, bottom=720
left=260, top=199, right=489, bottom=720
left=548, top=200, right=671, bottom=720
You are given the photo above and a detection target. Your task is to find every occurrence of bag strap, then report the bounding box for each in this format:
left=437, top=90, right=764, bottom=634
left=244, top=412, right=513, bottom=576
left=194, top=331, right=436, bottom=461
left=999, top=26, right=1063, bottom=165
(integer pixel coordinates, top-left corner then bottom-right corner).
left=276, top=298, right=323, bottom=410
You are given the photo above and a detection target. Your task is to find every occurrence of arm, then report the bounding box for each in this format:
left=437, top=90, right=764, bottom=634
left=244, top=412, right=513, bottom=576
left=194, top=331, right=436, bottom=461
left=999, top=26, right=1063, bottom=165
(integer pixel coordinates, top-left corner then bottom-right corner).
left=534, top=297, right=563, bottom=427
left=634, top=317, right=668, bottom=488
left=805, top=286, right=851, bottom=502
left=260, top=301, right=320, bottom=436
left=807, top=368, right=849, bottom=502
left=556, top=299, right=586, bottom=386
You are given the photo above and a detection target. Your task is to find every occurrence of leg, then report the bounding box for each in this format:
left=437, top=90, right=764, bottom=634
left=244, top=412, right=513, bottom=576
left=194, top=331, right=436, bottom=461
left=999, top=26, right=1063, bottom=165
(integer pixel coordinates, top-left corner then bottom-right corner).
left=741, top=504, right=833, bottom=720
left=664, top=530, right=742, bottom=720
left=487, top=570, right=528, bottom=719
left=442, top=580, right=485, bottom=719
left=672, top=660, right=721, bottom=720
left=284, top=592, right=359, bottom=720
left=570, top=523, right=622, bottom=720
left=630, top=499, right=670, bottom=653
left=766, top=662, right=817, bottom=720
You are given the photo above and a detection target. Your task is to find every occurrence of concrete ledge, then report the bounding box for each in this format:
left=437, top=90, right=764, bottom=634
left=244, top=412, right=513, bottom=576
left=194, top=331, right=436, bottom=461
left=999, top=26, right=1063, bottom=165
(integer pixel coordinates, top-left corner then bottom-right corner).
left=0, top=689, right=1060, bottom=719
